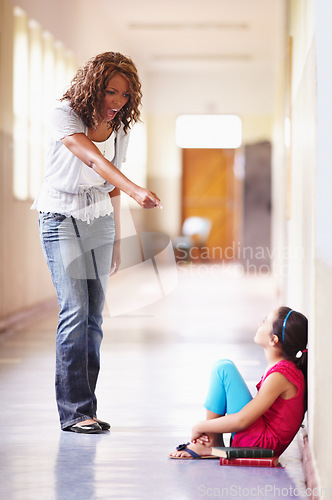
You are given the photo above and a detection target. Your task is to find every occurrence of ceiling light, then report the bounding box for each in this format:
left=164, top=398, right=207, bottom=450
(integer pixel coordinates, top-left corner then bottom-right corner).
left=176, top=114, right=242, bottom=149
left=128, top=22, right=249, bottom=30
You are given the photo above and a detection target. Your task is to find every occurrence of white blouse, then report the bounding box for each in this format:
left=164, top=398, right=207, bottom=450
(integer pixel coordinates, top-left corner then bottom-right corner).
left=31, top=99, right=130, bottom=224
left=33, top=134, right=115, bottom=224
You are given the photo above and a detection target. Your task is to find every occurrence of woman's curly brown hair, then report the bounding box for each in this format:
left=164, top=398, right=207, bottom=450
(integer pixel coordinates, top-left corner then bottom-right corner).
left=61, top=52, right=142, bottom=134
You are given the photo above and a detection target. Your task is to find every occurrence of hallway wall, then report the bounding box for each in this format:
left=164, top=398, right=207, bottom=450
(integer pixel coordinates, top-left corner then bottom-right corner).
left=311, top=0, right=332, bottom=491
left=272, top=0, right=332, bottom=492
left=0, top=0, right=56, bottom=322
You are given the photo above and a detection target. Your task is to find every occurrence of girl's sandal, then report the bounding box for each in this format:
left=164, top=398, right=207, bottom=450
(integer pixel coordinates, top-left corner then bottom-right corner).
left=169, top=442, right=219, bottom=460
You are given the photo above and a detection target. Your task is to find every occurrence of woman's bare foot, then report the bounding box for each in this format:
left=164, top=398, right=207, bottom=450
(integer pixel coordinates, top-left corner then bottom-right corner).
left=78, top=419, right=96, bottom=425
left=169, top=441, right=213, bottom=459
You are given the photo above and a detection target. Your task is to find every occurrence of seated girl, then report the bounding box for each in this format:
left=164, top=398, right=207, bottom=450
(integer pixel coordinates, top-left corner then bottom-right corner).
left=169, top=307, right=308, bottom=459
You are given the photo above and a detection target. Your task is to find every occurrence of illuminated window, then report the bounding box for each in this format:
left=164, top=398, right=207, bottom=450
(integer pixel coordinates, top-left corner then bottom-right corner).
left=13, top=8, right=29, bottom=200
left=28, top=19, right=43, bottom=197
left=175, top=114, right=242, bottom=149
left=13, top=8, right=78, bottom=200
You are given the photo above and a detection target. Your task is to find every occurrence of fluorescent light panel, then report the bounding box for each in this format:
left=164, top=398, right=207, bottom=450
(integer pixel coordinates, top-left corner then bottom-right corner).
left=176, top=114, right=242, bottom=149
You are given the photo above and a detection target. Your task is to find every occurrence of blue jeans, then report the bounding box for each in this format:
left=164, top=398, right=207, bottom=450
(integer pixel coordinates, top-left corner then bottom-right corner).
left=204, top=359, right=253, bottom=416
left=39, top=213, right=115, bottom=429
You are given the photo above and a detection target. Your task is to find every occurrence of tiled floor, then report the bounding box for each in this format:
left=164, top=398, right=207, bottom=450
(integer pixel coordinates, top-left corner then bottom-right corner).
left=0, top=264, right=308, bottom=499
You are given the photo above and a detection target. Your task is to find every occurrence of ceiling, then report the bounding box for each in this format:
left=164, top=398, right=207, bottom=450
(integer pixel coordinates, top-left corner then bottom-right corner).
left=12, top=0, right=287, bottom=116
left=92, top=0, right=287, bottom=77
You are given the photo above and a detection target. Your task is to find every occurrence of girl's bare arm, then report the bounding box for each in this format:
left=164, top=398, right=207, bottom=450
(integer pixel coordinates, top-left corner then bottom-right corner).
left=192, top=372, right=291, bottom=441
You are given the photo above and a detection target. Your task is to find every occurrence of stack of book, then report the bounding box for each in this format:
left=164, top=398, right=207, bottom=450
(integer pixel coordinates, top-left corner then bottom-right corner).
left=211, top=447, right=280, bottom=468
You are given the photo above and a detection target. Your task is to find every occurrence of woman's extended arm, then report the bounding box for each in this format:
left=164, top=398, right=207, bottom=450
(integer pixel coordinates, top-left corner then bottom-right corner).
left=61, top=133, right=161, bottom=209
left=192, top=372, right=290, bottom=442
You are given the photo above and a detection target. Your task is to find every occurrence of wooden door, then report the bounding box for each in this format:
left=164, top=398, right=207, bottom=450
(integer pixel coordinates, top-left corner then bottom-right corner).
left=182, top=148, right=242, bottom=261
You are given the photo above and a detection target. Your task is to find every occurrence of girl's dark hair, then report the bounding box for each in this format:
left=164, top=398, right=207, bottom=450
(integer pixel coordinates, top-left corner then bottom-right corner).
left=61, top=52, right=142, bottom=133
left=273, top=307, right=308, bottom=413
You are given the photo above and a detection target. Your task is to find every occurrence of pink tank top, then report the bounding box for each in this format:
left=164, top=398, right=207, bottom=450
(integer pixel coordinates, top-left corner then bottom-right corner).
left=231, top=360, right=305, bottom=456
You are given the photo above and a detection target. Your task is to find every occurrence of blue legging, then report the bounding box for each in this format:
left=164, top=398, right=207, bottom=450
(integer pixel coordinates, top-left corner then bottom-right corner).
left=204, top=359, right=253, bottom=417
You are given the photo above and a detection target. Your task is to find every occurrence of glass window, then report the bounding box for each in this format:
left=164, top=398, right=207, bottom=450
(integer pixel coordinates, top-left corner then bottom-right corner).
left=13, top=7, right=78, bottom=200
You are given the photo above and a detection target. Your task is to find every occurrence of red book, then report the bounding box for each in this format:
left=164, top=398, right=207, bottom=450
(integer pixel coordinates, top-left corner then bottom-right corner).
left=219, top=456, right=280, bottom=468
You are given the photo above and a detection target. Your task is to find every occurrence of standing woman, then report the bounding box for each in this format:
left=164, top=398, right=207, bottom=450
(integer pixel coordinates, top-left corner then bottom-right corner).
left=32, top=52, right=161, bottom=433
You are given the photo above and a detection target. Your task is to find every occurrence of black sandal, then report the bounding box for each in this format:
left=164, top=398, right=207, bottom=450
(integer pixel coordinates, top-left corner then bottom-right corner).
left=169, top=442, right=218, bottom=460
